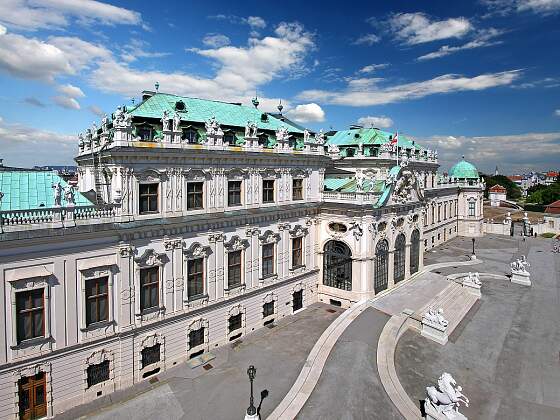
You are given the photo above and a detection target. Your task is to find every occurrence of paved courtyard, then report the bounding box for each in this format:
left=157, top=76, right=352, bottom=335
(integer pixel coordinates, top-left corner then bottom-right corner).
left=396, top=235, right=560, bottom=419
left=56, top=303, right=343, bottom=420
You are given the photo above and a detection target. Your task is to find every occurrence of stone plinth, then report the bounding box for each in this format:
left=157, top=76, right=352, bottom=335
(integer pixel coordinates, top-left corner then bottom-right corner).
left=244, top=411, right=259, bottom=420
left=511, top=271, right=531, bottom=286
left=462, top=280, right=481, bottom=297
left=424, top=400, right=467, bottom=420
left=421, top=320, right=448, bottom=345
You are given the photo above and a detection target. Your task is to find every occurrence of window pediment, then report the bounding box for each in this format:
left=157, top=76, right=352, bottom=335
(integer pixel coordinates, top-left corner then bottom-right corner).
left=258, top=230, right=281, bottom=244
left=136, top=169, right=166, bottom=182
left=134, top=249, right=167, bottom=267
left=289, top=225, right=308, bottom=238
left=224, top=235, right=249, bottom=252
left=183, top=242, right=211, bottom=259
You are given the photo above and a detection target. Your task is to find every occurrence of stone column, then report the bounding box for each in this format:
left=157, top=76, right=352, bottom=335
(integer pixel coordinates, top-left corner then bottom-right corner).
left=405, top=242, right=411, bottom=279
left=117, top=244, right=135, bottom=329
left=388, top=250, right=395, bottom=289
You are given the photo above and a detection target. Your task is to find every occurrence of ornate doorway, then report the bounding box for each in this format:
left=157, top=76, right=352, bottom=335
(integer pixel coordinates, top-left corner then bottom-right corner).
left=410, top=230, right=420, bottom=275
left=374, top=239, right=389, bottom=293
left=323, top=241, right=352, bottom=291
left=394, top=234, right=406, bottom=283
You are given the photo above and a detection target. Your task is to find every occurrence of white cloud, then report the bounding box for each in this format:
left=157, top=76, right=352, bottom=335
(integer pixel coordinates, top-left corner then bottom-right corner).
left=202, top=33, right=231, bottom=48
left=88, top=105, right=105, bottom=117
left=209, top=14, right=266, bottom=29
left=298, top=70, right=521, bottom=106
left=555, top=109, right=560, bottom=116
left=0, top=30, right=110, bottom=81
left=417, top=28, right=504, bottom=61
left=24, top=97, right=46, bottom=107
left=91, top=22, right=314, bottom=104
left=0, top=116, right=75, bottom=166
left=246, top=16, right=266, bottom=29
left=389, top=12, right=472, bottom=45
left=512, top=77, right=560, bottom=89
left=119, top=39, right=170, bottom=63
left=286, top=103, right=325, bottom=123
left=482, top=0, right=560, bottom=16
left=418, top=131, right=560, bottom=173
left=357, top=116, right=393, bottom=128
left=359, top=63, right=389, bottom=74
left=53, top=95, right=80, bottom=109
left=57, top=83, right=84, bottom=98
left=0, top=0, right=141, bottom=31
left=353, top=34, right=380, bottom=46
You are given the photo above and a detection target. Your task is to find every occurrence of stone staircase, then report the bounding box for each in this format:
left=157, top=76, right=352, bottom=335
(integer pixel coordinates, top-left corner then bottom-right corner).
left=414, top=281, right=479, bottom=336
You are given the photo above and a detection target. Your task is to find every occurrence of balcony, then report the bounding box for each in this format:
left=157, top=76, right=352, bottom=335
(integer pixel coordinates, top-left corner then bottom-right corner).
left=321, top=191, right=381, bottom=205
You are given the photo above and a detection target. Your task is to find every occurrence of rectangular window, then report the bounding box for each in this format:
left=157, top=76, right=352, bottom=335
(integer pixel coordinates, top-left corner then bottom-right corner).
left=85, top=277, right=109, bottom=326
left=262, top=243, right=274, bottom=277
left=262, top=179, right=275, bottom=203
left=228, top=181, right=242, bottom=207
left=16, top=289, right=45, bottom=344
left=187, top=182, right=204, bottom=210
left=141, top=344, right=161, bottom=369
left=87, top=360, right=110, bottom=388
left=139, top=183, right=158, bottom=214
left=468, top=201, right=476, bottom=217
left=189, top=328, right=205, bottom=349
left=228, top=313, right=242, bottom=333
left=187, top=258, right=204, bottom=299
left=140, top=267, right=159, bottom=312
left=263, top=301, right=275, bottom=318
left=293, top=290, right=303, bottom=312
left=292, top=237, right=303, bottom=268
left=228, top=250, right=242, bottom=288
left=18, top=372, right=46, bottom=420
left=292, top=179, right=303, bottom=200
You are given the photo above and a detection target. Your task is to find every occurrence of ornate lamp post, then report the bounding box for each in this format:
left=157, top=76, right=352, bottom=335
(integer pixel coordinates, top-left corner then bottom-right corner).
left=245, top=365, right=258, bottom=420
left=471, top=238, right=476, bottom=259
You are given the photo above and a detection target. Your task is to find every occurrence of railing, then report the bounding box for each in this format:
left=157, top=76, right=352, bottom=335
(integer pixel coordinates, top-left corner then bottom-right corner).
left=0, top=204, right=120, bottom=232
left=322, top=191, right=380, bottom=204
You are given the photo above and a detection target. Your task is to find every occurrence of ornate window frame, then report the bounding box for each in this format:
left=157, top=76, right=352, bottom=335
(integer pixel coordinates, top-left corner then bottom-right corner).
left=136, top=169, right=166, bottom=216
left=183, top=242, right=211, bottom=305
left=223, top=235, right=249, bottom=296
left=226, top=304, right=246, bottom=341
left=78, top=265, right=116, bottom=340
left=258, top=230, right=280, bottom=282
left=289, top=225, right=308, bottom=272
left=134, top=249, right=167, bottom=322
left=262, top=292, right=278, bottom=324
left=8, top=271, right=53, bottom=358
left=291, top=282, right=305, bottom=313
left=83, top=348, right=115, bottom=397
left=11, top=362, right=53, bottom=419
left=137, top=333, right=166, bottom=379
left=186, top=317, right=210, bottom=359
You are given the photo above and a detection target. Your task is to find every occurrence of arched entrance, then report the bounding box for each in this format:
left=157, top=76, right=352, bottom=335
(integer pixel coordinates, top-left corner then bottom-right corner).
left=323, top=241, right=352, bottom=291
left=410, top=229, right=420, bottom=275
left=394, top=234, right=406, bottom=283
left=374, top=239, right=389, bottom=293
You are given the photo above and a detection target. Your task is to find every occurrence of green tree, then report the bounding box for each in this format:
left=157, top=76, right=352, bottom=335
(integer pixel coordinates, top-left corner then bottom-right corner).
left=483, top=174, right=522, bottom=200
left=527, top=182, right=560, bottom=204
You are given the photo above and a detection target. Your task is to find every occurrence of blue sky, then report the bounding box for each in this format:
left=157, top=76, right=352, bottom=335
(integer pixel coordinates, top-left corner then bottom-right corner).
left=0, top=0, right=559, bottom=173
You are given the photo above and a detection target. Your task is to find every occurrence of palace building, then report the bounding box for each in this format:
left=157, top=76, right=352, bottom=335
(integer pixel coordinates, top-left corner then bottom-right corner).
left=0, top=90, right=484, bottom=419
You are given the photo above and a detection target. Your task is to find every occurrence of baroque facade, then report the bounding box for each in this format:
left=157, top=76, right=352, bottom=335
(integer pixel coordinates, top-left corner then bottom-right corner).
left=0, top=90, right=484, bottom=419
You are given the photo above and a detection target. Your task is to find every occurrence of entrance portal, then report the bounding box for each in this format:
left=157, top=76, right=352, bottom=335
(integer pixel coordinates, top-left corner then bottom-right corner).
left=323, top=241, right=352, bottom=291
left=18, top=372, right=47, bottom=420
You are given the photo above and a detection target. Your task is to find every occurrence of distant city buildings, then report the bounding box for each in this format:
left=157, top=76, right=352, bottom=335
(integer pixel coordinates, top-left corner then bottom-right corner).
left=507, top=170, right=558, bottom=196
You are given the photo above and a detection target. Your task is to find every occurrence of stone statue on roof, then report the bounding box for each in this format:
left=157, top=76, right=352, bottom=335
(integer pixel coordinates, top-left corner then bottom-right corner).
left=245, top=121, right=252, bottom=138
left=315, top=129, right=325, bottom=145
left=64, top=185, right=75, bottom=206
left=355, top=170, right=366, bottom=192
left=173, top=111, right=181, bottom=132
left=250, top=122, right=258, bottom=138
left=205, top=116, right=221, bottom=136
left=52, top=182, right=63, bottom=207
left=162, top=110, right=170, bottom=131
left=275, top=126, right=289, bottom=142
left=101, top=115, right=108, bottom=133
left=303, top=129, right=310, bottom=143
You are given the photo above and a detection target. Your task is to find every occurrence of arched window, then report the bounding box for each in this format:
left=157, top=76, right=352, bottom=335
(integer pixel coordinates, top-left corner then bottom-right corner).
left=223, top=132, right=236, bottom=145
left=258, top=134, right=269, bottom=148
left=323, top=241, right=352, bottom=291
left=394, top=234, right=406, bottom=283
left=410, top=230, right=420, bottom=275
left=374, top=239, right=389, bottom=293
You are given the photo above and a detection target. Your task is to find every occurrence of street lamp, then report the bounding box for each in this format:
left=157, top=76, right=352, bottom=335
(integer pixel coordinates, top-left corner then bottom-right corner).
left=245, top=365, right=258, bottom=420
left=471, top=238, right=476, bottom=259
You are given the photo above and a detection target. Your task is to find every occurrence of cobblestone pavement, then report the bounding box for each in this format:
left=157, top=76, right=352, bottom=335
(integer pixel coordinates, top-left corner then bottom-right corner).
left=396, top=235, right=560, bottom=420
left=56, top=303, right=343, bottom=420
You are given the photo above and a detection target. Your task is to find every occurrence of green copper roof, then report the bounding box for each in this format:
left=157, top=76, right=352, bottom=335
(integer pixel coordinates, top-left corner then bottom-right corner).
left=129, top=93, right=304, bottom=134
left=324, top=177, right=385, bottom=193
left=0, top=171, right=93, bottom=211
left=326, top=128, right=421, bottom=150
left=449, top=159, right=479, bottom=179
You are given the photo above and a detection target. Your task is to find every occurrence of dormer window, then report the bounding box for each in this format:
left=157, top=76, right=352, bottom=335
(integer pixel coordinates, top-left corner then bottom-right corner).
left=258, top=134, right=269, bottom=148
left=137, top=127, right=152, bottom=141
left=182, top=128, right=199, bottom=144
left=175, top=100, right=186, bottom=111
left=223, top=132, right=236, bottom=145
left=260, top=113, right=268, bottom=122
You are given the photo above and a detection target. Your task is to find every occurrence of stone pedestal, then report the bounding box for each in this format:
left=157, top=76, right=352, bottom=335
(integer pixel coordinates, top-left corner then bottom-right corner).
left=421, top=320, right=448, bottom=345
left=244, top=411, right=259, bottom=420
left=424, top=401, right=467, bottom=420
left=462, top=279, right=481, bottom=297
left=511, top=271, right=531, bottom=286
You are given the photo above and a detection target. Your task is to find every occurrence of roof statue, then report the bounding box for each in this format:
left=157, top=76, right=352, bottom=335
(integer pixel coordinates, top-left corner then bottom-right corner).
left=245, top=121, right=251, bottom=138
left=426, top=372, right=469, bottom=419
left=162, top=110, right=170, bottom=131
left=315, top=129, right=326, bottom=145
left=172, top=111, right=181, bottom=132
left=355, top=170, right=366, bottom=192
left=52, top=182, right=63, bottom=207
left=275, top=126, right=289, bottom=142
left=64, top=185, right=75, bottom=206
left=205, top=116, right=222, bottom=136
left=303, top=129, right=310, bottom=143
left=101, top=115, right=108, bottom=133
